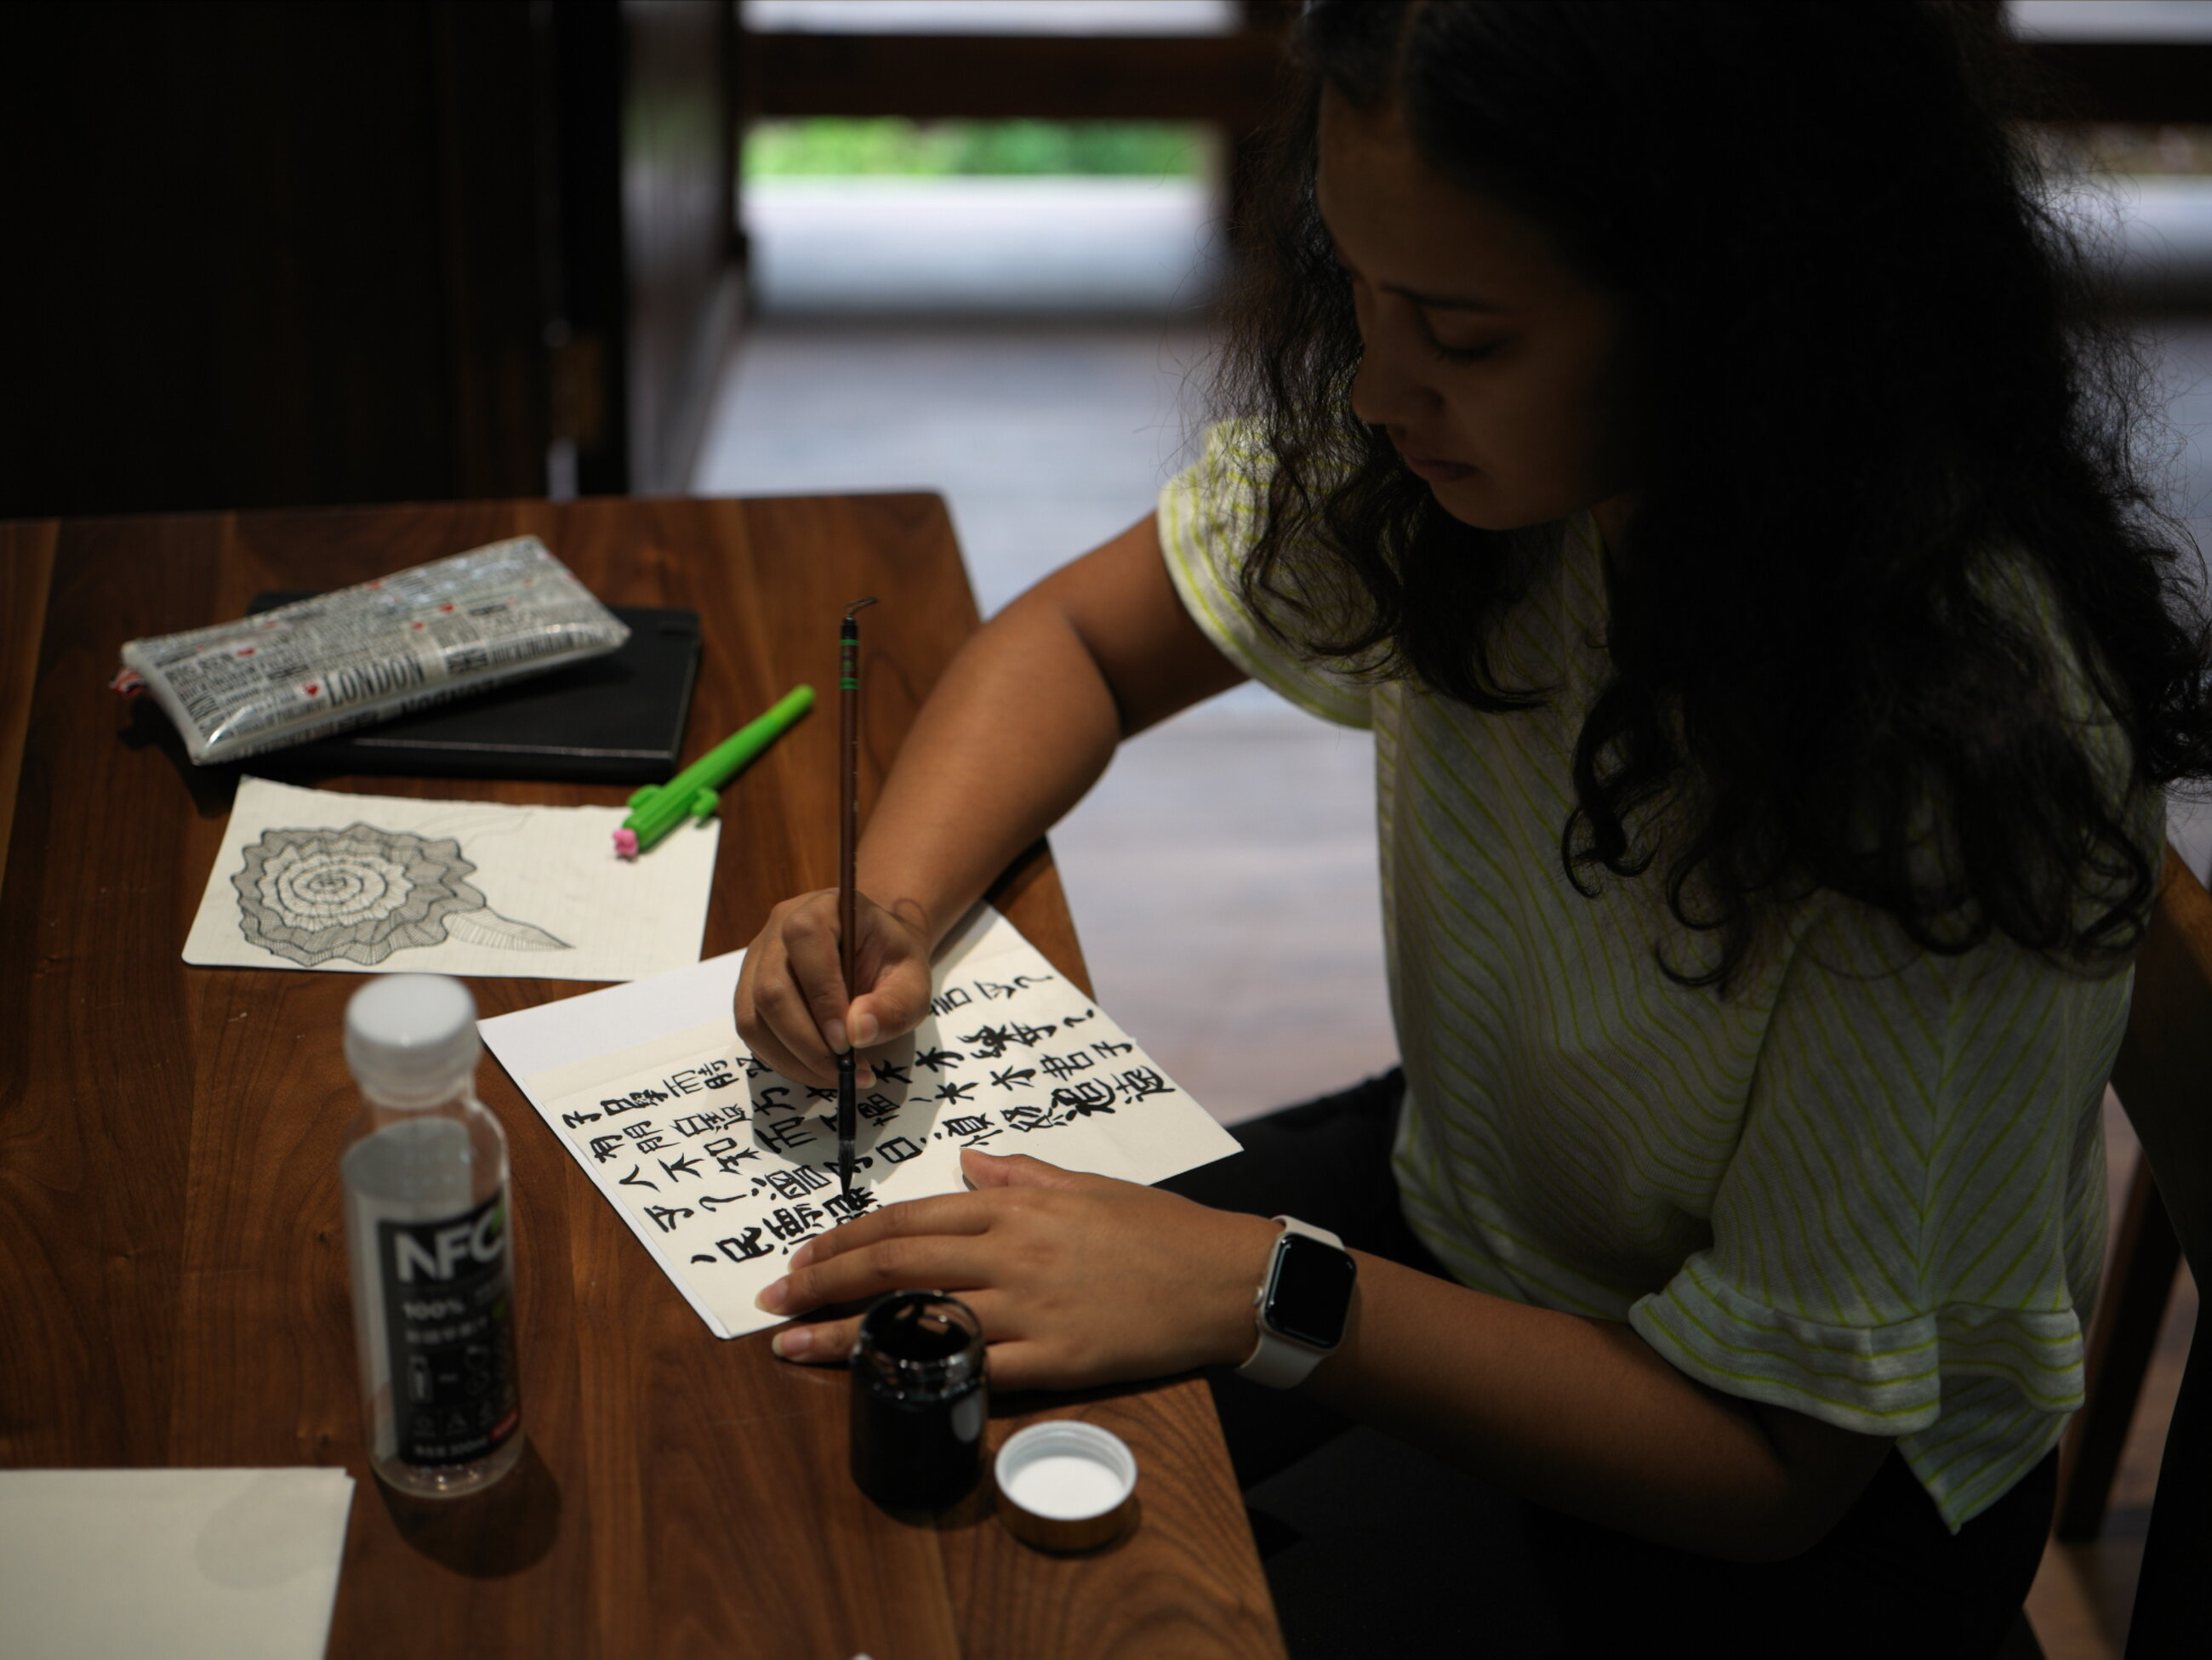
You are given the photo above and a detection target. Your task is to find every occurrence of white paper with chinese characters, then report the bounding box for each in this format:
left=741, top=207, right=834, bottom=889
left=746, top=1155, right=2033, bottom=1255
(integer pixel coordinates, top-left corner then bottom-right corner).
left=480, top=905, right=1241, bottom=1339
left=184, top=775, right=719, bottom=983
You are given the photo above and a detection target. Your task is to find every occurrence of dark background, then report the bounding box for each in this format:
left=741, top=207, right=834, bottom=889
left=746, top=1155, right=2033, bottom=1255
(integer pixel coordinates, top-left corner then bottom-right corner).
left=0, top=0, right=2199, bottom=522
left=0, top=0, right=736, bottom=516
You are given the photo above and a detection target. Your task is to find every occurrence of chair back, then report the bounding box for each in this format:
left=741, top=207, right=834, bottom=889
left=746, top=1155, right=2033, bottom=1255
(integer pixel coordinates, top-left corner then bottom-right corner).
left=2107, top=846, right=2212, bottom=1657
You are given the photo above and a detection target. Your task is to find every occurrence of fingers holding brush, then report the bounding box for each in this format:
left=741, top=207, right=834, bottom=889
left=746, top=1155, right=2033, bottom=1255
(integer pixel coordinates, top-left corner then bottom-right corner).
left=736, top=889, right=934, bottom=1087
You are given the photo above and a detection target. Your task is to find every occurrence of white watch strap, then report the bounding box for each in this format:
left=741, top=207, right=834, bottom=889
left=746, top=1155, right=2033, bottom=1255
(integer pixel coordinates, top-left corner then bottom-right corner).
left=1234, top=1217, right=1347, bottom=1389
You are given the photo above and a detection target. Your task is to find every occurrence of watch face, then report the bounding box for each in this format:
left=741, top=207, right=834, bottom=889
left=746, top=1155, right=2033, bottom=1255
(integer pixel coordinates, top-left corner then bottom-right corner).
left=1263, top=1232, right=1357, bottom=1349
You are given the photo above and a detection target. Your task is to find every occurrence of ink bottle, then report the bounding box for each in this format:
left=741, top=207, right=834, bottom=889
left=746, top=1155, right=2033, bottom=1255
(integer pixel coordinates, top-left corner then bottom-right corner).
left=339, top=974, right=523, bottom=1498
left=849, top=1292, right=987, bottom=1510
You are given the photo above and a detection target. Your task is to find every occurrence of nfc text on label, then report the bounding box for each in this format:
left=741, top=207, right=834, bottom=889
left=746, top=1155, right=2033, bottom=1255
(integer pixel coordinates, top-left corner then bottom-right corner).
left=392, top=1206, right=506, bottom=1283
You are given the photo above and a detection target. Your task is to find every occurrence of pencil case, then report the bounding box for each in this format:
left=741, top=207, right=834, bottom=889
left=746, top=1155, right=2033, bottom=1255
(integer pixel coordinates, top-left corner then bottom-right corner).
left=114, top=537, right=631, bottom=766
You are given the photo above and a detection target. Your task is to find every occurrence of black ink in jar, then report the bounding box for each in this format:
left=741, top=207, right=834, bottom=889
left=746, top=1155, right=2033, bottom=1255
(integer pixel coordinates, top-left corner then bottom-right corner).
left=849, top=1291, right=987, bottom=1510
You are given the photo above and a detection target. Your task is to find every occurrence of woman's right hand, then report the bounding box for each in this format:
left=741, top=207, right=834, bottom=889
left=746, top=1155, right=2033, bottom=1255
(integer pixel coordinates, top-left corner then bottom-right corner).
left=734, top=889, right=936, bottom=1087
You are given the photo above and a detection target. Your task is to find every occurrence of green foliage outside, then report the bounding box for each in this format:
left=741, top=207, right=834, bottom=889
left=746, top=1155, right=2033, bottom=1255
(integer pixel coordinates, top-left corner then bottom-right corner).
left=744, top=117, right=1207, bottom=179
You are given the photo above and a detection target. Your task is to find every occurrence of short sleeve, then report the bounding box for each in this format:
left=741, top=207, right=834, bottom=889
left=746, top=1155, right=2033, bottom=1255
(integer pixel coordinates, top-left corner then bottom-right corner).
left=1627, top=901, right=2129, bottom=1529
left=1158, top=420, right=1374, bottom=729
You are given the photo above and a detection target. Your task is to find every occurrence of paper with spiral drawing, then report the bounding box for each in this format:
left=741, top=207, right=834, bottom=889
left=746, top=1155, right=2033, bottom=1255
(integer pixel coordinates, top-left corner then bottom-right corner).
left=183, top=775, right=718, bottom=982
left=480, top=906, right=1241, bottom=1340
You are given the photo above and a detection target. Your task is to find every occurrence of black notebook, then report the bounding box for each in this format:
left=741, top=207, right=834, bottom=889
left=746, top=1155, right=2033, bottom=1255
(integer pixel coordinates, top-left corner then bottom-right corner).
left=243, top=593, right=702, bottom=784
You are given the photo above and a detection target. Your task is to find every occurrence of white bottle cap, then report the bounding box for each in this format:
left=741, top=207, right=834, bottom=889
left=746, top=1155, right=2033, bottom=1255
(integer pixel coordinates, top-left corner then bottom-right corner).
left=993, top=1421, right=1137, bottom=1553
left=345, top=974, right=481, bottom=1107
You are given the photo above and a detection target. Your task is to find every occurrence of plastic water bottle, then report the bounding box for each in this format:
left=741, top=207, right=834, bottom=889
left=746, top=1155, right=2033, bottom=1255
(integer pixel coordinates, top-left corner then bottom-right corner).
left=340, top=974, right=523, bottom=1497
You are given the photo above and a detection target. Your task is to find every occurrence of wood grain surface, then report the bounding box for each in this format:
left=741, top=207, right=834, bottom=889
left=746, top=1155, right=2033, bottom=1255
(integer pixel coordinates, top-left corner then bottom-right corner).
left=0, top=496, right=1284, bottom=1659
left=2103, top=847, right=2212, bottom=1657
left=0, top=521, right=54, bottom=907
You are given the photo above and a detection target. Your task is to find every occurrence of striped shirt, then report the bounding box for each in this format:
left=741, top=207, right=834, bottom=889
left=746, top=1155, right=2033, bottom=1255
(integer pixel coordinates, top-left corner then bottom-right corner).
left=1160, top=420, right=2152, bottom=1530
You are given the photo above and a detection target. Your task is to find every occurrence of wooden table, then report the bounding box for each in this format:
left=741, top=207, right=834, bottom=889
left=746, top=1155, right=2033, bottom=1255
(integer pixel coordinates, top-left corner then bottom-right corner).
left=0, top=496, right=1286, bottom=1659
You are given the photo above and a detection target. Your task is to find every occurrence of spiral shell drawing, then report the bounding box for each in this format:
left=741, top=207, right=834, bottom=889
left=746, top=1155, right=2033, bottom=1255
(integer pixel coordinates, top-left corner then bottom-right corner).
left=233, top=824, right=570, bottom=968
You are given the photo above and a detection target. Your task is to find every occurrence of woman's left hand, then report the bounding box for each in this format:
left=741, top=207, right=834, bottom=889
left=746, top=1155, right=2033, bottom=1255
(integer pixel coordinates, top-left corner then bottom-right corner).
left=755, top=1148, right=1280, bottom=1391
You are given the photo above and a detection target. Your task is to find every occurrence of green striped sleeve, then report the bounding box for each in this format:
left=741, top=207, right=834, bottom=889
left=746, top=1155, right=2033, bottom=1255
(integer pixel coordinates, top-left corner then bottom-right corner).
left=1627, top=900, right=2127, bottom=1531
left=1157, top=420, right=1374, bottom=729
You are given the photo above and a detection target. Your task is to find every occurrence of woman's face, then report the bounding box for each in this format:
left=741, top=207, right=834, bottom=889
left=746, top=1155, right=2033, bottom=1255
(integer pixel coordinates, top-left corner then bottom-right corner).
left=1317, top=88, right=1642, bottom=545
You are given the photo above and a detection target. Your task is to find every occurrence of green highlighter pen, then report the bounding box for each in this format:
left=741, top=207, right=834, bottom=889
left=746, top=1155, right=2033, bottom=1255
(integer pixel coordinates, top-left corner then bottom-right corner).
left=613, top=684, right=816, bottom=859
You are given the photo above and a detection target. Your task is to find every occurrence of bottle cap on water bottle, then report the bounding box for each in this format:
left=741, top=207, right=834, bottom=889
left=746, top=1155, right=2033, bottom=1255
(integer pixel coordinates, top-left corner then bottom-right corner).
left=345, top=974, right=481, bottom=1107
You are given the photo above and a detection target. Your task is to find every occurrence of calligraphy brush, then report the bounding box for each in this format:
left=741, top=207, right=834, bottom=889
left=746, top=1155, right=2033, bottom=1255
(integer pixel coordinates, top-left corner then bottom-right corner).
left=837, top=596, right=878, bottom=1199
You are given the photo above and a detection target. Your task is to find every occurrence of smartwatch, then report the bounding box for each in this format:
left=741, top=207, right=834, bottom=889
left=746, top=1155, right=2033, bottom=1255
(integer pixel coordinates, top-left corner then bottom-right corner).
left=1234, top=1216, right=1358, bottom=1389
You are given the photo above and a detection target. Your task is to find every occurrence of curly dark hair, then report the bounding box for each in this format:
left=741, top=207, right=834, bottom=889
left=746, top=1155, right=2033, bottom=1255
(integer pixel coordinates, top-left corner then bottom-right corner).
left=1217, top=0, right=2212, bottom=990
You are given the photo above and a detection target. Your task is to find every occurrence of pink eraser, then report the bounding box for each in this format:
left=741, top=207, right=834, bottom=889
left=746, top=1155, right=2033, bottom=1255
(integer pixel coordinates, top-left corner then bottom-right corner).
left=613, top=828, right=638, bottom=859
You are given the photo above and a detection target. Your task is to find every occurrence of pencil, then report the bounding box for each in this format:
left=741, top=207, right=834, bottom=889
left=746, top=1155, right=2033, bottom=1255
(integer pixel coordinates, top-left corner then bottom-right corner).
left=837, top=596, right=877, bottom=1199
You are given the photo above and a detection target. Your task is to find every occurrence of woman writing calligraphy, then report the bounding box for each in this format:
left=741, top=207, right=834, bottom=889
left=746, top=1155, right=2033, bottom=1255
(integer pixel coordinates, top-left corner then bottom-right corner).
left=733, top=3, right=2212, bottom=1651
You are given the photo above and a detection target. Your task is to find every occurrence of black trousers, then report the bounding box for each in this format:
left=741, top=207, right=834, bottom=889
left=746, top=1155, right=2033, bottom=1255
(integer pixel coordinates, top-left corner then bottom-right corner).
left=1160, top=1071, right=2057, bottom=1659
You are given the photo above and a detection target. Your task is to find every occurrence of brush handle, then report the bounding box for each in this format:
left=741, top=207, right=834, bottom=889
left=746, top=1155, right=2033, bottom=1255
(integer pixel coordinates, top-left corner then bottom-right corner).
left=839, top=618, right=859, bottom=1002
left=835, top=598, right=875, bottom=1195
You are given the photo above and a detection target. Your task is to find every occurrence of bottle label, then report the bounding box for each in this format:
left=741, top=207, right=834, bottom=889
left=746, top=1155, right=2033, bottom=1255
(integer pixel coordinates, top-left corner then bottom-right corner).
left=375, top=1187, right=521, bottom=1467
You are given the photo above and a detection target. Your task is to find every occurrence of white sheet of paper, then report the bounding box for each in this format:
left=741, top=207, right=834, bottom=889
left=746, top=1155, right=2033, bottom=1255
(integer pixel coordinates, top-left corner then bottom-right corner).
left=0, top=1467, right=354, bottom=1660
left=184, top=775, right=719, bottom=983
left=479, top=905, right=1242, bottom=1338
